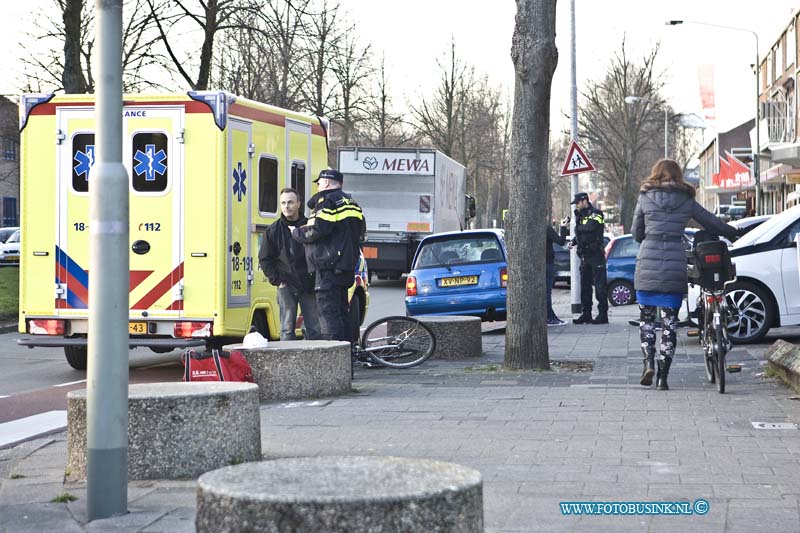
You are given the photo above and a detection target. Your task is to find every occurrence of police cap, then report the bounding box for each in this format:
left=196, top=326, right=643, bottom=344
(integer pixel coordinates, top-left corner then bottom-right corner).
left=570, top=192, right=589, bottom=204
left=314, top=169, right=343, bottom=183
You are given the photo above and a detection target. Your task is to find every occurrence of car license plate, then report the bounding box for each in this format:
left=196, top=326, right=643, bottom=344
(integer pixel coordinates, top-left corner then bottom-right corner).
left=129, top=322, right=147, bottom=335
left=362, top=246, right=378, bottom=259
left=439, top=275, right=478, bottom=287
left=4, top=255, right=19, bottom=262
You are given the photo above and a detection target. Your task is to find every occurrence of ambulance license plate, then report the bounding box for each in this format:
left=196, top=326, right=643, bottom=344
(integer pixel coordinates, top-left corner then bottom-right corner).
left=129, top=322, right=147, bottom=335
left=439, top=275, right=478, bottom=287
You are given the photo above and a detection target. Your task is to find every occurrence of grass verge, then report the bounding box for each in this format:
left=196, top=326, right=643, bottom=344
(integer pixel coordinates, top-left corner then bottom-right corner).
left=0, top=267, right=18, bottom=322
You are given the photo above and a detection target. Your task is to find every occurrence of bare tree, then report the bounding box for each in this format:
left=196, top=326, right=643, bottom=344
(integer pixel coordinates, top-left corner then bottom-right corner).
left=62, top=0, right=89, bottom=93
left=577, top=40, right=666, bottom=232
left=257, top=0, right=313, bottom=109
left=504, top=0, right=558, bottom=370
left=147, top=0, right=265, bottom=91
left=411, top=38, right=473, bottom=157
left=330, top=32, right=372, bottom=146
left=548, top=134, right=573, bottom=221
left=357, top=56, right=414, bottom=147
left=22, top=0, right=166, bottom=93
left=302, top=0, right=343, bottom=116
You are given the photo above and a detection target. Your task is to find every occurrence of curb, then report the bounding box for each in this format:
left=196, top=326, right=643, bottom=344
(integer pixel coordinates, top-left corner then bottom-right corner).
left=0, top=322, right=18, bottom=334
left=765, top=339, right=800, bottom=394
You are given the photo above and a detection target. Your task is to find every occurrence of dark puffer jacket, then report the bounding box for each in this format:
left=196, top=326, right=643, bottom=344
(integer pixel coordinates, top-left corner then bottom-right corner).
left=631, top=183, right=737, bottom=294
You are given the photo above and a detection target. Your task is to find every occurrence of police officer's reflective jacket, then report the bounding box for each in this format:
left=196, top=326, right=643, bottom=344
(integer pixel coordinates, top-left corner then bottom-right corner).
left=573, top=204, right=605, bottom=259
left=291, top=188, right=366, bottom=274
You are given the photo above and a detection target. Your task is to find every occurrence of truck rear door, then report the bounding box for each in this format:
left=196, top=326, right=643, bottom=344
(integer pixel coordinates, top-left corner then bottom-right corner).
left=55, top=105, right=184, bottom=321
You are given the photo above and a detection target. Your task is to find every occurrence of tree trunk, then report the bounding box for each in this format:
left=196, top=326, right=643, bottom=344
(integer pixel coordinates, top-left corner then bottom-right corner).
left=62, top=0, right=88, bottom=93
left=504, top=0, right=558, bottom=370
left=195, top=0, right=219, bottom=91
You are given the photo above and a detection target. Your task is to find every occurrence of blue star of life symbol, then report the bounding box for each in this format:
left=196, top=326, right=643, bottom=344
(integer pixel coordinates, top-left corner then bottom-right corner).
left=232, top=162, right=247, bottom=202
left=133, top=144, right=167, bottom=181
left=74, top=145, right=95, bottom=181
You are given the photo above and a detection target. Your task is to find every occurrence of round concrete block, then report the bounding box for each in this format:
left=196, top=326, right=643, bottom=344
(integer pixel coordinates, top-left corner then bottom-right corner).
left=67, top=382, right=261, bottom=480
left=196, top=456, right=483, bottom=532
left=411, top=316, right=482, bottom=359
left=224, top=341, right=351, bottom=402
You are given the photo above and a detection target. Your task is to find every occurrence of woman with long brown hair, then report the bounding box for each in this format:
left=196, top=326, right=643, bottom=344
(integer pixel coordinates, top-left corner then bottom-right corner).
left=631, top=159, right=738, bottom=390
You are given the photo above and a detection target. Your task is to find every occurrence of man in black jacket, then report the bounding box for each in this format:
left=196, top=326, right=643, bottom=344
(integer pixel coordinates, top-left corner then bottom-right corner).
left=292, top=169, right=365, bottom=342
left=569, top=192, right=609, bottom=324
left=259, top=187, right=321, bottom=340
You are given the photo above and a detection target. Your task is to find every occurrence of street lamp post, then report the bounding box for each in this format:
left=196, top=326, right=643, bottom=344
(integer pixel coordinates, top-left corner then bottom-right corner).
left=666, top=20, right=761, bottom=215
left=624, top=96, right=669, bottom=159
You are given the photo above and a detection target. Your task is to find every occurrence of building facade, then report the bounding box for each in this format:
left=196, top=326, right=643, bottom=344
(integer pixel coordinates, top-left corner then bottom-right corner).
left=757, top=10, right=800, bottom=213
left=0, top=96, right=20, bottom=227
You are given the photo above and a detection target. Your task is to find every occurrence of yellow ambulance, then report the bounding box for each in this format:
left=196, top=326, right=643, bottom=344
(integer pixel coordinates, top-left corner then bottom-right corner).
left=17, top=91, right=369, bottom=369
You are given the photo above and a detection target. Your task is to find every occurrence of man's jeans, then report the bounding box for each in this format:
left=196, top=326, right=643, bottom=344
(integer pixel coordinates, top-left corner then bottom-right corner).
left=277, top=286, right=322, bottom=341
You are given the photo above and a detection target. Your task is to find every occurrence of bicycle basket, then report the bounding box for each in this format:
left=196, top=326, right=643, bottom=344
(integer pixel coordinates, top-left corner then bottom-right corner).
left=688, top=240, right=734, bottom=290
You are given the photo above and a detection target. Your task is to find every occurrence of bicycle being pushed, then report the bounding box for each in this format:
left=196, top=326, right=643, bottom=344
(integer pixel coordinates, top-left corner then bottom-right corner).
left=687, top=230, right=737, bottom=393
left=351, top=315, right=436, bottom=370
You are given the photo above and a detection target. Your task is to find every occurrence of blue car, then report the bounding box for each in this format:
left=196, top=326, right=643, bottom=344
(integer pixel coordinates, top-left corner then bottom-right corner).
left=405, top=229, right=507, bottom=321
left=605, top=229, right=696, bottom=306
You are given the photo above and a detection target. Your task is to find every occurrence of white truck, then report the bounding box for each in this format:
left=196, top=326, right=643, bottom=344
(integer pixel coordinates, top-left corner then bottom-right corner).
left=338, top=147, right=475, bottom=280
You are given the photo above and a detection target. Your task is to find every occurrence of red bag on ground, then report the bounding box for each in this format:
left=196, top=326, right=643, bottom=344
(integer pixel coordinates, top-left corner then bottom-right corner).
left=182, top=348, right=254, bottom=383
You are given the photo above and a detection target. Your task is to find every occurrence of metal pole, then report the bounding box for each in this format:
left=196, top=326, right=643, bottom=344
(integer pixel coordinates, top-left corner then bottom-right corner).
left=87, top=0, right=129, bottom=520
left=569, top=0, right=581, bottom=314
left=664, top=108, right=668, bottom=159
left=754, top=35, right=761, bottom=215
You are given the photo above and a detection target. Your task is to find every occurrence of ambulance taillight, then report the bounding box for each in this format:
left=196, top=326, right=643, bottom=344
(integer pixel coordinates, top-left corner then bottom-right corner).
left=174, top=322, right=213, bottom=338
left=28, top=319, right=66, bottom=335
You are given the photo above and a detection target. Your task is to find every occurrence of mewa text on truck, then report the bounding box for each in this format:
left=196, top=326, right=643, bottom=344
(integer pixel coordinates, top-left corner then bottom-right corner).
left=17, top=92, right=368, bottom=369
left=338, top=147, right=476, bottom=281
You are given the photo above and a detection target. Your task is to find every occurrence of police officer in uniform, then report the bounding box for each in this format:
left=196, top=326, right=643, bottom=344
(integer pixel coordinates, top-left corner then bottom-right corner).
left=569, top=192, right=608, bottom=324
left=291, top=169, right=365, bottom=342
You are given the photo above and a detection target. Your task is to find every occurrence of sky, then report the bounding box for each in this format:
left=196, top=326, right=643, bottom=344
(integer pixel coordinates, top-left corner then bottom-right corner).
left=2, top=0, right=798, bottom=139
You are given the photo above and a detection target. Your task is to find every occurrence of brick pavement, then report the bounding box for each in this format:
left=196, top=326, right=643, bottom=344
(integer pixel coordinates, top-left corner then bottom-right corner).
left=2, top=288, right=800, bottom=532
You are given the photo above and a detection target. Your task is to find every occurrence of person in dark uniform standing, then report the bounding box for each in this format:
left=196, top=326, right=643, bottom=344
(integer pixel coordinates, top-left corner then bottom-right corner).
left=291, top=169, right=365, bottom=342
left=569, top=192, right=609, bottom=324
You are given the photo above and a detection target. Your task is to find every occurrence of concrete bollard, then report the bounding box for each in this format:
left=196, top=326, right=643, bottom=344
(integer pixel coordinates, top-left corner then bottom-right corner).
left=404, top=316, right=482, bottom=359
left=225, top=340, right=351, bottom=402
left=67, top=382, right=261, bottom=480
left=196, top=456, right=483, bottom=532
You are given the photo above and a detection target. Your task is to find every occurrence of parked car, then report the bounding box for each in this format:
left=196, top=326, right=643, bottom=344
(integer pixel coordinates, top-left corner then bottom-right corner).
left=0, top=229, right=20, bottom=266
left=715, top=204, right=747, bottom=222
left=604, top=229, right=697, bottom=306
left=551, top=232, right=612, bottom=287
left=405, top=229, right=507, bottom=321
left=553, top=243, right=570, bottom=285
left=688, top=204, right=800, bottom=343
left=0, top=226, right=19, bottom=244
left=721, top=215, right=772, bottom=245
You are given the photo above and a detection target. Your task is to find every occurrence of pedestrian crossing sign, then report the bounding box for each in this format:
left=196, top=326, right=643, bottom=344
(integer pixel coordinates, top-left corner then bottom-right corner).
left=560, top=140, right=595, bottom=176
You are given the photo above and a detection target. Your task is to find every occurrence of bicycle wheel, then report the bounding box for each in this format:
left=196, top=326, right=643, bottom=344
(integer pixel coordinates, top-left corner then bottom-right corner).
left=702, top=308, right=715, bottom=384
left=361, top=316, right=436, bottom=369
left=715, top=323, right=726, bottom=394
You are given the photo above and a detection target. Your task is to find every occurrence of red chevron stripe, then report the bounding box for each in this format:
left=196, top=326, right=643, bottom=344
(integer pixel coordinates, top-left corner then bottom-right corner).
left=129, top=270, right=153, bottom=292
left=166, top=300, right=184, bottom=311
left=131, top=263, right=184, bottom=310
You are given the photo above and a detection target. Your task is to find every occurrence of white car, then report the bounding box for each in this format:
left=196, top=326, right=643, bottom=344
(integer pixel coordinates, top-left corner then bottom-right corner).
left=0, top=229, right=20, bottom=265
left=688, top=205, right=800, bottom=343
